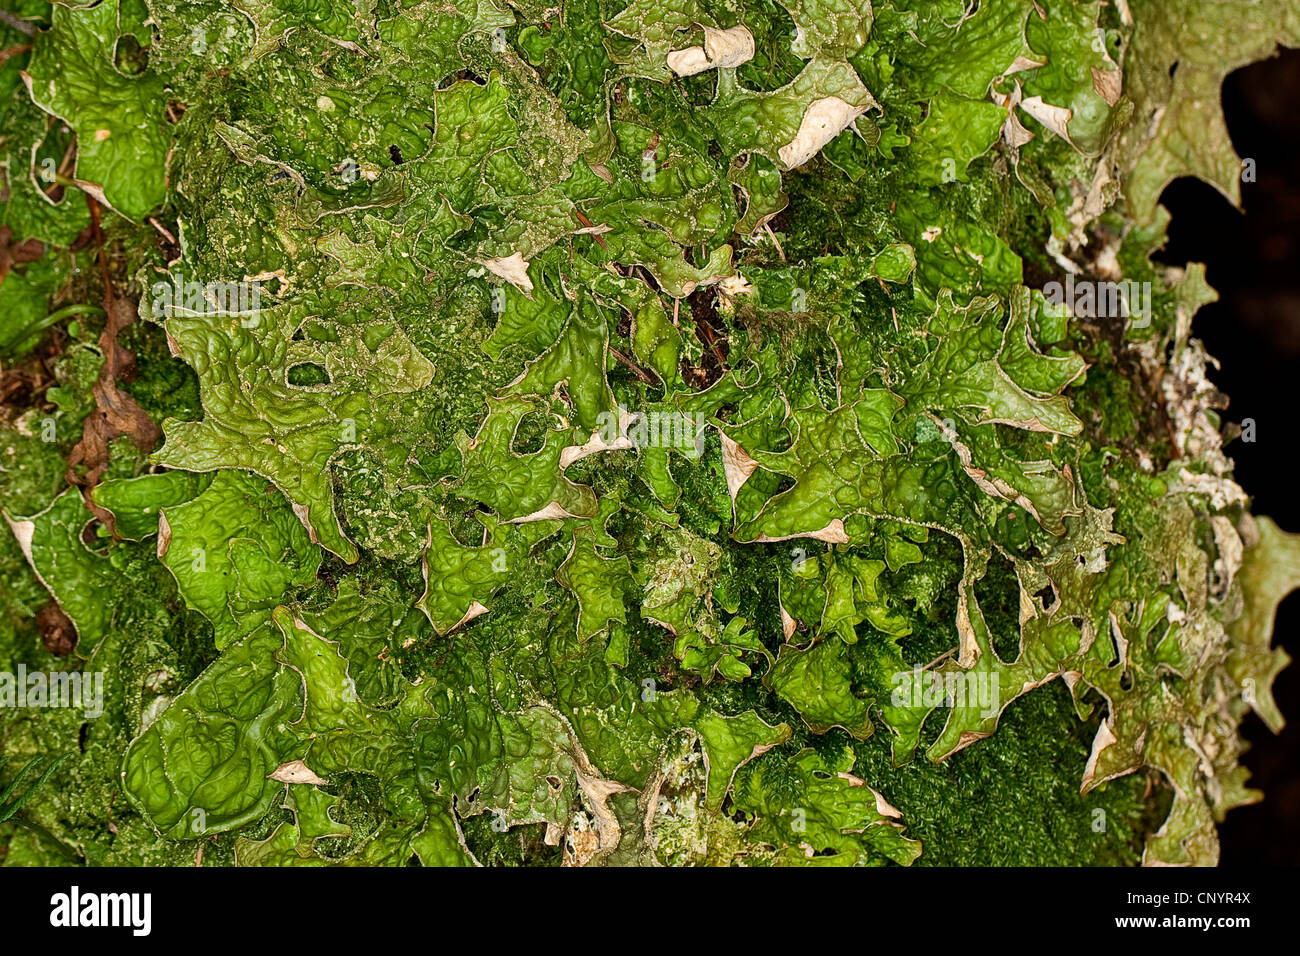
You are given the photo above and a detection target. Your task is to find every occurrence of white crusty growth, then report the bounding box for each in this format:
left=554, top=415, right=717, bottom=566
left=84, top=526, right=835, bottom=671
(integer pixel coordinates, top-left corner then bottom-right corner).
left=478, top=251, right=534, bottom=295
left=666, top=25, right=755, bottom=77
left=779, top=95, right=874, bottom=169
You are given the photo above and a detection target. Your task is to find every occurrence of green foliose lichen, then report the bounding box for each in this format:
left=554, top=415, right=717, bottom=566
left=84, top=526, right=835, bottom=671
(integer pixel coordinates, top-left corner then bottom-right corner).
left=2, top=0, right=1297, bottom=868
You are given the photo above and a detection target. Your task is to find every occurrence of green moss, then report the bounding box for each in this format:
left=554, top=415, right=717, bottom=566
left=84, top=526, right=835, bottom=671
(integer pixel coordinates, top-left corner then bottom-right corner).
left=852, top=680, right=1161, bottom=867
left=1, top=0, right=1291, bottom=869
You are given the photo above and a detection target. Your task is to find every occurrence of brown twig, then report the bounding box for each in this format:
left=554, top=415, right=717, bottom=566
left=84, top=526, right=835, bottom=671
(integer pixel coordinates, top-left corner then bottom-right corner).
left=87, top=194, right=111, bottom=290
left=764, top=222, right=786, bottom=262
left=0, top=43, right=31, bottom=67
left=573, top=208, right=608, bottom=249
left=40, top=135, right=79, bottom=201
left=608, top=345, right=658, bottom=385
left=690, top=294, right=728, bottom=371
left=148, top=217, right=177, bottom=246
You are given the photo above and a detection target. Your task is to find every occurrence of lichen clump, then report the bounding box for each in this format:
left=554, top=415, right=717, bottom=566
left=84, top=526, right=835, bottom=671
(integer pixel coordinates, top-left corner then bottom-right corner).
left=1, top=0, right=1298, bottom=867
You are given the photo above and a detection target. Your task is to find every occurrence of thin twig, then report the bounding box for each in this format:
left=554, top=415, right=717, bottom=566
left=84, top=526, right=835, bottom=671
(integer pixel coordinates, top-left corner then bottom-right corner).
left=0, top=43, right=31, bottom=67
left=573, top=209, right=608, bottom=249
left=764, top=222, right=786, bottom=262
left=87, top=193, right=111, bottom=294
left=921, top=647, right=957, bottom=671
left=0, top=12, right=37, bottom=37
left=608, top=345, right=658, bottom=385
left=148, top=217, right=177, bottom=246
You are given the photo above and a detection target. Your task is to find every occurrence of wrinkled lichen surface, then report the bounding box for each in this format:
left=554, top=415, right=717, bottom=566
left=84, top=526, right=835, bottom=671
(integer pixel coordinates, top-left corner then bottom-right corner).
left=2, top=0, right=1299, bottom=867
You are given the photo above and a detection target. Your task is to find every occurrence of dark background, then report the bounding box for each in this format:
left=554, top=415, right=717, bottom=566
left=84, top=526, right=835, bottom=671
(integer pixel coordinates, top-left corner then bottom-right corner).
left=1157, top=48, right=1300, bottom=865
